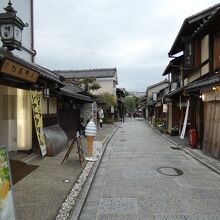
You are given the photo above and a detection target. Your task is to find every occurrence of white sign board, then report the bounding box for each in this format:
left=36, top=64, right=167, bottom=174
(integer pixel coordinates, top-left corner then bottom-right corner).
left=92, top=141, right=103, bottom=159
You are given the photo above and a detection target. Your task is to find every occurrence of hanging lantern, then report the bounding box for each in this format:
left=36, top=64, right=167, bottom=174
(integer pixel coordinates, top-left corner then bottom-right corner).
left=0, top=1, right=28, bottom=51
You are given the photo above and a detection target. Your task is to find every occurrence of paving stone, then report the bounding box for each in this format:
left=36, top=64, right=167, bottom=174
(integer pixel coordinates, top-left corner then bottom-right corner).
left=138, top=197, right=186, bottom=213
left=86, top=186, right=102, bottom=202
left=98, top=198, right=138, bottom=214
left=78, top=119, right=220, bottom=219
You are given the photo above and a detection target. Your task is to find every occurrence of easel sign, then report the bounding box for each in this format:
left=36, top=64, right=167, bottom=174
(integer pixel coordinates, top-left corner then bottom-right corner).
left=0, top=146, right=16, bottom=220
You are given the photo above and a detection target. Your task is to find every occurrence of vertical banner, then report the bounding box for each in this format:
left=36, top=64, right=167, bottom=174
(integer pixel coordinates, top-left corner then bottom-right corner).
left=180, top=99, right=190, bottom=139
left=0, top=146, right=16, bottom=220
left=30, top=91, right=47, bottom=156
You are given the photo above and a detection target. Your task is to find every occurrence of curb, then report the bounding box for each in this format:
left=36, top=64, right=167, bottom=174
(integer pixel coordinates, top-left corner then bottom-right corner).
left=145, top=120, right=220, bottom=175
left=69, top=123, right=121, bottom=220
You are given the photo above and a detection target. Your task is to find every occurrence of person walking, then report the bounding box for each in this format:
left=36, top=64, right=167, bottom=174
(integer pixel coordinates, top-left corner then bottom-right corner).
left=98, top=107, right=104, bottom=128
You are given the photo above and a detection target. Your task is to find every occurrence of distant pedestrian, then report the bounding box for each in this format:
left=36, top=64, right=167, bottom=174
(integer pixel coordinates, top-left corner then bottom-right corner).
left=97, top=107, right=104, bottom=128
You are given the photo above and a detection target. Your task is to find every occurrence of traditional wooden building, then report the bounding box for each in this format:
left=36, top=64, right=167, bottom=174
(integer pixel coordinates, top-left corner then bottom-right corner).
left=164, top=3, right=220, bottom=158
left=145, top=80, right=170, bottom=124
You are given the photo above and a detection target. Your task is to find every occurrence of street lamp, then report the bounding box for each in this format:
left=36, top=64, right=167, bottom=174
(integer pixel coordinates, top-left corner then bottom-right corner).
left=0, top=0, right=28, bottom=51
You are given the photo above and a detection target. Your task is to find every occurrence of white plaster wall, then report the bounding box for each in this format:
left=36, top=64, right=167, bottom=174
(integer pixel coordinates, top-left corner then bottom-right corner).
left=49, top=97, right=57, bottom=114
left=91, top=79, right=114, bottom=95
left=201, top=35, right=209, bottom=63
left=147, top=82, right=170, bottom=99
left=0, top=0, right=33, bottom=62
left=201, top=63, right=209, bottom=76
left=188, top=70, right=200, bottom=83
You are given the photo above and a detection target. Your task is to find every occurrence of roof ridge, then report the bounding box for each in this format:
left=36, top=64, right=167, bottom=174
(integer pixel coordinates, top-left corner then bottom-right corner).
left=55, top=68, right=117, bottom=73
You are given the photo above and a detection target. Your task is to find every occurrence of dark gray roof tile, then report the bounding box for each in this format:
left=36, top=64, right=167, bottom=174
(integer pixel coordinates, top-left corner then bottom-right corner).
left=55, top=68, right=117, bottom=79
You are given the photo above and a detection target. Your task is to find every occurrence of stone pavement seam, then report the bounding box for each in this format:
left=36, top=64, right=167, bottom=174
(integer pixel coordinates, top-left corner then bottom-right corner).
left=145, top=120, right=220, bottom=175
left=69, top=123, right=121, bottom=220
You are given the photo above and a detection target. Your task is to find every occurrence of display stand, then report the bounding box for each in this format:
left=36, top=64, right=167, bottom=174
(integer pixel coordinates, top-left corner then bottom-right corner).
left=61, top=132, right=84, bottom=167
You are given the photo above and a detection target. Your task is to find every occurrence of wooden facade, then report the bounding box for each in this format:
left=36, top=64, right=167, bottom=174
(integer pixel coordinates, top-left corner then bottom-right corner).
left=165, top=4, right=220, bottom=158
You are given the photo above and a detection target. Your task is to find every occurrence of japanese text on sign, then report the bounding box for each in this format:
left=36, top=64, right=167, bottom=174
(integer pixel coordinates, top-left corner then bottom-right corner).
left=1, top=59, right=39, bottom=83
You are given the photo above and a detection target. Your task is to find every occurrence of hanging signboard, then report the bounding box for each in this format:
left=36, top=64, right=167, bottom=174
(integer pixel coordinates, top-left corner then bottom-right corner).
left=1, top=58, right=39, bottom=83
left=30, top=91, right=47, bottom=156
left=180, top=99, right=190, bottom=139
left=0, top=146, right=16, bottom=220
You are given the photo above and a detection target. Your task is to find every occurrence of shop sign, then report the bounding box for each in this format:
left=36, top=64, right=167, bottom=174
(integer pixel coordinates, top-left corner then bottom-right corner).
left=0, top=59, right=39, bottom=83
left=163, top=104, right=168, bottom=113
left=0, top=146, right=16, bottom=220
left=30, top=91, right=47, bottom=156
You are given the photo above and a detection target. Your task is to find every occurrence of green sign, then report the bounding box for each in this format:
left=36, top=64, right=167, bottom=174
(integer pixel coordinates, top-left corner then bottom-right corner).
left=0, top=146, right=16, bottom=220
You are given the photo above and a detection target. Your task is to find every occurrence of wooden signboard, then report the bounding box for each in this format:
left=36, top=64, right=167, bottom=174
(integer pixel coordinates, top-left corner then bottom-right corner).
left=0, top=58, right=39, bottom=83
left=0, top=146, right=16, bottom=220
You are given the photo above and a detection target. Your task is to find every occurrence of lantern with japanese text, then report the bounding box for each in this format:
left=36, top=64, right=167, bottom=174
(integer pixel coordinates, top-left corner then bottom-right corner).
left=0, top=1, right=28, bottom=51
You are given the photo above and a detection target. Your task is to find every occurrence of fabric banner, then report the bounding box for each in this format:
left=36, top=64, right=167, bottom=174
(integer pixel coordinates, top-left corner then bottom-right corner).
left=30, top=91, right=47, bottom=156
left=180, top=99, right=190, bottom=139
left=0, top=146, right=16, bottom=220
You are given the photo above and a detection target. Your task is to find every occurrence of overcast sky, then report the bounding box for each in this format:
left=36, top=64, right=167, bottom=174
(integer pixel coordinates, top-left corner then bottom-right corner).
left=34, top=0, right=219, bottom=92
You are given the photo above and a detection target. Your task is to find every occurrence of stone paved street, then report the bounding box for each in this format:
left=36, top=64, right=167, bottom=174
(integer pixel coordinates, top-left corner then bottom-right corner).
left=79, top=118, right=220, bottom=220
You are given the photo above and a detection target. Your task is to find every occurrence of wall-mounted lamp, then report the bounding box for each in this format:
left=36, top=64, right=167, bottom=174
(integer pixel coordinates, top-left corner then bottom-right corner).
left=213, top=86, right=216, bottom=91
left=0, top=0, right=28, bottom=51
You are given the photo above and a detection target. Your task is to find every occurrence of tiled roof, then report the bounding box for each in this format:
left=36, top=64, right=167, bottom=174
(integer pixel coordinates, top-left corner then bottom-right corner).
left=61, top=83, right=84, bottom=94
left=60, top=86, right=92, bottom=102
left=147, top=79, right=170, bottom=91
left=165, top=86, right=186, bottom=98
left=55, top=68, right=117, bottom=79
left=162, top=56, right=183, bottom=76
left=185, top=74, right=220, bottom=92
left=168, top=3, right=220, bottom=56
left=192, top=7, right=220, bottom=37
left=35, top=64, right=65, bottom=85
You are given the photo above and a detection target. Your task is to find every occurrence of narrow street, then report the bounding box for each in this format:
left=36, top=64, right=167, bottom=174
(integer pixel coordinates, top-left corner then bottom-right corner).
left=79, top=118, right=220, bottom=220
